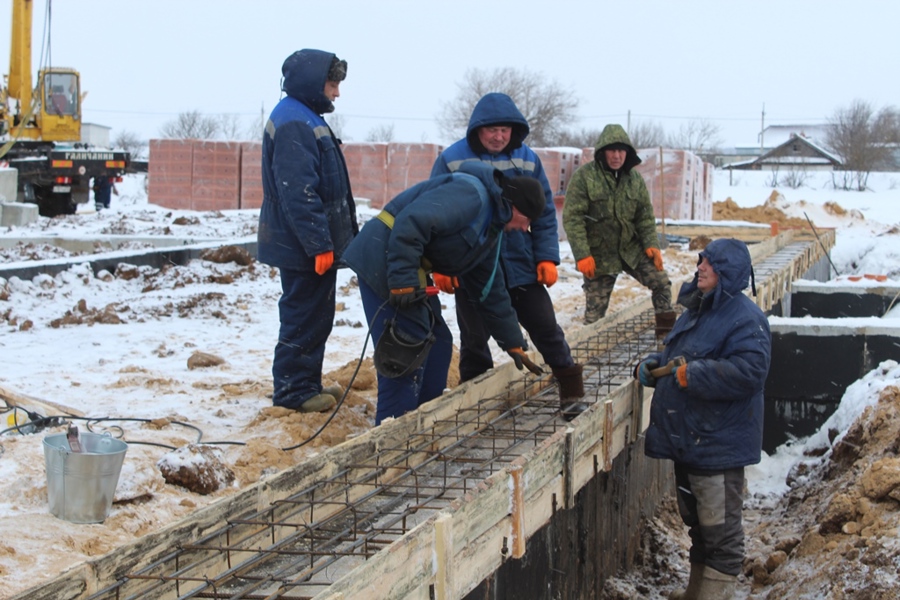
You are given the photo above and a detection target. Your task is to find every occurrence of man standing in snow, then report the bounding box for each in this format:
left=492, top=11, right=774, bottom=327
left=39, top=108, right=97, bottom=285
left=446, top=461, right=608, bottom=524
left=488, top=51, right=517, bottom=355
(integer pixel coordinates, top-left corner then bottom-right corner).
left=257, top=49, right=358, bottom=413
left=636, top=238, right=771, bottom=599
left=430, top=93, right=587, bottom=421
left=562, top=124, right=676, bottom=338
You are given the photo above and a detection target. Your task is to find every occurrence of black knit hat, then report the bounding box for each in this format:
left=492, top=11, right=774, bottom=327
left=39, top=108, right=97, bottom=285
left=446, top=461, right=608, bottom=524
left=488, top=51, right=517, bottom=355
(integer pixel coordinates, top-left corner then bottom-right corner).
left=328, top=56, right=347, bottom=82
left=502, top=176, right=546, bottom=221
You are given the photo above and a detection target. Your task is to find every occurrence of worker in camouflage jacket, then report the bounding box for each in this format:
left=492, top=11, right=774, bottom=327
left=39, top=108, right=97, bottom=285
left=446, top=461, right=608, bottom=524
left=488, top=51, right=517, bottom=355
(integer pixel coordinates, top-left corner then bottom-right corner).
left=635, top=238, right=771, bottom=599
left=562, top=124, right=676, bottom=338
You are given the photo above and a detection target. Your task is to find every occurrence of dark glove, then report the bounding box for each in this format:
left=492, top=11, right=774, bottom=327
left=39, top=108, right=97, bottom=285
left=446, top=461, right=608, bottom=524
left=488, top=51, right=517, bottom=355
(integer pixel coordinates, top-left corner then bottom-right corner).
left=635, top=359, right=659, bottom=388
left=389, top=287, right=426, bottom=309
left=508, top=347, right=543, bottom=376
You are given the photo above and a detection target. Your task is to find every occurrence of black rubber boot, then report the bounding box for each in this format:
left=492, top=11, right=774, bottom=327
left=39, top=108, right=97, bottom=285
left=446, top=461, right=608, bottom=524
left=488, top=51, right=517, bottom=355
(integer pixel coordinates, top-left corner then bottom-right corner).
left=553, top=364, right=589, bottom=422
left=655, top=310, right=677, bottom=339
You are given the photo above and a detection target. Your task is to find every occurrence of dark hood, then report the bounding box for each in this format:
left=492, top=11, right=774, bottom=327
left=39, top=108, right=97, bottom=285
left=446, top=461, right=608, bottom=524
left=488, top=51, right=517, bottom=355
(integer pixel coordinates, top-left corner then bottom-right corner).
left=593, top=124, right=642, bottom=173
left=466, top=93, right=529, bottom=155
left=281, top=49, right=337, bottom=115
left=679, top=238, right=754, bottom=311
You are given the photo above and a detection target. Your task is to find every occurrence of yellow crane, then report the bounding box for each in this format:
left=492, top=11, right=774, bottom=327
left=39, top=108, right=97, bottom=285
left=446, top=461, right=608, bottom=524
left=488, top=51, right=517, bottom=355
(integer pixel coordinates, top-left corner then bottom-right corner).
left=1, top=0, right=129, bottom=216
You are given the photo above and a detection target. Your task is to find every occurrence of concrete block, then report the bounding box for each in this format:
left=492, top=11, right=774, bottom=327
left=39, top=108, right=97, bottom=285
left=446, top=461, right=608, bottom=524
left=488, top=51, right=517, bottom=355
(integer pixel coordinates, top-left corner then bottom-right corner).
left=0, top=167, right=18, bottom=203
left=0, top=202, right=40, bottom=227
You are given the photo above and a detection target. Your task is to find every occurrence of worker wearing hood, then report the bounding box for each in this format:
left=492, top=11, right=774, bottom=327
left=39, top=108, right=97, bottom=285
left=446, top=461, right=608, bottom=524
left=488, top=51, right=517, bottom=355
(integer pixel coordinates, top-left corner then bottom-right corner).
left=258, top=49, right=358, bottom=414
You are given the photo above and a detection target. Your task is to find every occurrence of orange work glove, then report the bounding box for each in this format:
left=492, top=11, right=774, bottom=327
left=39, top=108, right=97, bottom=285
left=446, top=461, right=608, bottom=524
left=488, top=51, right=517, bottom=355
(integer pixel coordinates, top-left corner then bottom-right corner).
left=432, top=272, right=459, bottom=294
left=645, top=247, right=664, bottom=271
left=675, top=363, right=688, bottom=389
left=314, top=251, right=334, bottom=275
left=507, top=347, right=543, bottom=376
left=536, top=261, right=558, bottom=287
left=576, top=256, right=596, bottom=278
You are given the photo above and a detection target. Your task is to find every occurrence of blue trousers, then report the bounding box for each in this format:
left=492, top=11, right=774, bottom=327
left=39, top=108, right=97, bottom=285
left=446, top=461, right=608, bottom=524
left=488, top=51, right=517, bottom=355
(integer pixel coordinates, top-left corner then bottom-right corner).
left=359, top=280, right=453, bottom=425
left=272, top=268, right=336, bottom=409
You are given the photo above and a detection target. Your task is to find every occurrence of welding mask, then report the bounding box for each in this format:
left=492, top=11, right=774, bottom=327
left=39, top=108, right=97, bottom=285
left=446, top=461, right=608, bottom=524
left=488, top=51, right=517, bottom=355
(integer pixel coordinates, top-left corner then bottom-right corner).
left=373, top=319, right=436, bottom=379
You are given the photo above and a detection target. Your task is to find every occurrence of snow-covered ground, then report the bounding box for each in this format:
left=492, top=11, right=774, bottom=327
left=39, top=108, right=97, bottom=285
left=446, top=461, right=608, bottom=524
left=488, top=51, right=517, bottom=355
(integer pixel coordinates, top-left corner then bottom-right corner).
left=1, top=168, right=899, bottom=598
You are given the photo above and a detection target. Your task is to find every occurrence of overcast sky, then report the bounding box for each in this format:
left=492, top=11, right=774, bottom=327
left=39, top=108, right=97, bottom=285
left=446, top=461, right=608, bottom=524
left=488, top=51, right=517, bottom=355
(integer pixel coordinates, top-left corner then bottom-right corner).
left=2, top=0, right=897, bottom=148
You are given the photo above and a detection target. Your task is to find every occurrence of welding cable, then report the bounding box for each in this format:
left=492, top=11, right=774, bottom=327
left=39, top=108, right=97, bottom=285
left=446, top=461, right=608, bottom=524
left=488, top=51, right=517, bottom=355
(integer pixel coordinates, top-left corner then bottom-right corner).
left=280, top=299, right=392, bottom=452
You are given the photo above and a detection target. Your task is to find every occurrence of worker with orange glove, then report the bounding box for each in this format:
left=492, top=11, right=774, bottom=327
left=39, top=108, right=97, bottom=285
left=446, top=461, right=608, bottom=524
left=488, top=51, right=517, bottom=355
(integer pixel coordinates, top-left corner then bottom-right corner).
left=257, top=49, right=358, bottom=414
left=635, top=238, right=771, bottom=598
left=562, top=124, right=676, bottom=338
left=343, top=162, right=546, bottom=424
left=430, top=93, right=588, bottom=421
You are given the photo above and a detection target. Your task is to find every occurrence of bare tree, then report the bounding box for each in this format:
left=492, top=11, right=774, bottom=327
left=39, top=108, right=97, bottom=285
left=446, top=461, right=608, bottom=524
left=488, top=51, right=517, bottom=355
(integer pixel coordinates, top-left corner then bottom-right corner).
left=629, top=120, right=667, bottom=149
left=113, top=130, right=148, bottom=160
left=214, top=113, right=250, bottom=141
left=666, top=119, right=723, bottom=161
left=326, top=113, right=347, bottom=140
left=366, top=124, right=395, bottom=143
left=825, top=99, right=900, bottom=190
left=436, top=67, right=579, bottom=147
left=554, top=128, right=604, bottom=148
left=159, top=110, right=220, bottom=139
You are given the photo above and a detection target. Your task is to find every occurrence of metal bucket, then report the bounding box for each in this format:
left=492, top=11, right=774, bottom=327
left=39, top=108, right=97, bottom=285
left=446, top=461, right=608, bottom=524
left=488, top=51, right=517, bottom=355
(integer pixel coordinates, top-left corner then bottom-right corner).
left=43, top=431, right=128, bottom=523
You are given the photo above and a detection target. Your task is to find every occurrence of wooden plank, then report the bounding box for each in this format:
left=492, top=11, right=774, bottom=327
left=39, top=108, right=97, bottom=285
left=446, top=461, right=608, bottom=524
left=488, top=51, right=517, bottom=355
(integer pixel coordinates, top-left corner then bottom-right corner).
left=0, top=383, right=86, bottom=417
left=434, top=513, right=454, bottom=600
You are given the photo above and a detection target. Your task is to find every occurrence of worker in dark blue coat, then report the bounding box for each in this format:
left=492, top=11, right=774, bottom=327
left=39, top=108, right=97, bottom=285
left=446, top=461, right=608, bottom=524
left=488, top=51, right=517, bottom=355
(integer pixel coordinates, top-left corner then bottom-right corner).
left=342, top=162, right=545, bottom=424
left=430, top=93, right=586, bottom=420
left=258, top=49, right=358, bottom=413
left=636, top=238, right=771, bottom=599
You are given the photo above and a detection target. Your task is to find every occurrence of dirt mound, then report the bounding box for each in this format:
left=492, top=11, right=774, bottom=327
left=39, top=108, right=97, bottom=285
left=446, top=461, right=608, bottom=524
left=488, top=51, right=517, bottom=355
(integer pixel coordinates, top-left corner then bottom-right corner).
left=714, top=191, right=809, bottom=229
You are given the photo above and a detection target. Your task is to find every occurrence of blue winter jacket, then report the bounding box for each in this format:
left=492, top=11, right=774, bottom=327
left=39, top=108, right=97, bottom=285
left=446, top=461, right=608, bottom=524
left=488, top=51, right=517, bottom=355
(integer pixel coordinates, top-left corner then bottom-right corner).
left=430, top=93, right=559, bottom=288
left=257, top=49, right=358, bottom=271
left=342, top=162, right=526, bottom=351
left=644, top=238, right=771, bottom=470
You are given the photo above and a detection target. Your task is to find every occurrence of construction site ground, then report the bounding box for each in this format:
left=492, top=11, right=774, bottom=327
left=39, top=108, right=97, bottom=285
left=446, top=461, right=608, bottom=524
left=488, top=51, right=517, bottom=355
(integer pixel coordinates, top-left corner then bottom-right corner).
left=0, top=185, right=898, bottom=598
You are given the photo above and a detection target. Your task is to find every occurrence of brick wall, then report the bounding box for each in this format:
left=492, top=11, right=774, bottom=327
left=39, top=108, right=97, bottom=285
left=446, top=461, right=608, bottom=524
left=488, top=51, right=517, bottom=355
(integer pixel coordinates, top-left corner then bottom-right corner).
left=343, top=143, right=389, bottom=207
left=191, top=141, right=241, bottom=211
left=148, top=139, right=193, bottom=210
left=240, top=142, right=263, bottom=210
left=384, top=143, right=444, bottom=208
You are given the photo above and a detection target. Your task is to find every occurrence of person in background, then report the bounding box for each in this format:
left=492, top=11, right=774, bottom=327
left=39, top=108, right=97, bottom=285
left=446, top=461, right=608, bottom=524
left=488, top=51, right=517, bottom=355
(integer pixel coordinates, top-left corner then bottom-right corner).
left=635, top=238, right=771, bottom=599
left=93, top=176, right=117, bottom=211
left=342, top=162, right=545, bottom=425
left=430, top=92, right=587, bottom=421
left=257, top=49, right=358, bottom=413
left=562, top=124, right=676, bottom=339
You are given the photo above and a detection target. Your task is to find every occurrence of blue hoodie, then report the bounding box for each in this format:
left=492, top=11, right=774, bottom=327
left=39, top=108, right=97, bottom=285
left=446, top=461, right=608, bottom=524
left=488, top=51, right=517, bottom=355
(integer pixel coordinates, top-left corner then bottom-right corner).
left=342, top=162, right=526, bottom=351
left=644, top=238, right=772, bottom=470
left=257, top=49, right=358, bottom=271
left=431, top=93, right=559, bottom=287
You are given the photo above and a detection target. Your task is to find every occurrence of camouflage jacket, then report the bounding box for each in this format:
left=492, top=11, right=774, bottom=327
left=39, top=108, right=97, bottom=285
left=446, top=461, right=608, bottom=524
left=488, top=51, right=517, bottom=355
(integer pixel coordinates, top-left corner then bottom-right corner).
left=562, top=125, right=658, bottom=274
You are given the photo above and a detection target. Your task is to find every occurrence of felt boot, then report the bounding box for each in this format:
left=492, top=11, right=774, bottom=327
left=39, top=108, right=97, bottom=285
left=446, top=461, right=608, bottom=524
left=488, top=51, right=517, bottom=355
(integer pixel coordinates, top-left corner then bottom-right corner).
left=695, top=566, right=737, bottom=600
left=322, top=384, right=344, bottom=402
left=553, top=364, right=589, bottom=421
left=299, top=393, right=337, bottom=413
left=668, top=562, right=703, bottom=600
left=654, top=310, right=677, bottom=339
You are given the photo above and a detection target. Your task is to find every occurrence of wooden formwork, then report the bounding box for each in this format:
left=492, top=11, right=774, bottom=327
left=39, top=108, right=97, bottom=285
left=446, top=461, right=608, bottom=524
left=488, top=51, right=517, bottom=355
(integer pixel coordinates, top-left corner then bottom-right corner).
left=14, top=230, right=832, bottom=600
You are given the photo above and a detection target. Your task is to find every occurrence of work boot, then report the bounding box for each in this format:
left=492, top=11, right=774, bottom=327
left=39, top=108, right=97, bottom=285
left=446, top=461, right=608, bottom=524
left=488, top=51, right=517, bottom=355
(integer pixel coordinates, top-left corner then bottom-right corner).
left=553, top=364, right=589, bottom=422
left=322, top=384, right=344, bottom=402
left=695, top=566, right=737, bottom=600
left=654, top=310, right=677, bottom=339
left=298, top=393, right=337, bottom=413
left=669, top=562, right=703, bottom=600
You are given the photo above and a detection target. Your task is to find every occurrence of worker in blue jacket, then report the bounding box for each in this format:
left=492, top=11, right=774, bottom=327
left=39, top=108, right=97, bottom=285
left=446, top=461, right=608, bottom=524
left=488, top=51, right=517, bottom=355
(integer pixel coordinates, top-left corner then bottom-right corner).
left=342, top=162, right=545, bottom=424
left=258, top=49, right=358, bottom=414
left=430, top=93, right=586, bottom=420
left=636, top=238, right=771, bottom=599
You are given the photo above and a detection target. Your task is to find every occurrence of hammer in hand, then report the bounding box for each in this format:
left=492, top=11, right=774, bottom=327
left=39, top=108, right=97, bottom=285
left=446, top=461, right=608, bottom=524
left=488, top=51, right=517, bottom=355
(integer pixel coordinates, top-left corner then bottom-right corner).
left=649, top=356, right=686, bottom=378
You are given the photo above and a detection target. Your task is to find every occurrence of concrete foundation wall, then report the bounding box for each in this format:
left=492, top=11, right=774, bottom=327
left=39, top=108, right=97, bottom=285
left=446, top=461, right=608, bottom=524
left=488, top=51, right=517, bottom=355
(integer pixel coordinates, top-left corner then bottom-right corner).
left=464, top=438, right=672, bottom=599
left=0, top=168, right=17, bottom=203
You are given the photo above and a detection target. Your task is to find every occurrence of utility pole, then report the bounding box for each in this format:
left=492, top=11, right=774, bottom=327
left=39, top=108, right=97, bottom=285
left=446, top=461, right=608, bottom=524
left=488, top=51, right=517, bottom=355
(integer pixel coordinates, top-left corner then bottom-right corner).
left=760, top=103, right=766, bottom=153
left=627, top=110, right=631, bottom=134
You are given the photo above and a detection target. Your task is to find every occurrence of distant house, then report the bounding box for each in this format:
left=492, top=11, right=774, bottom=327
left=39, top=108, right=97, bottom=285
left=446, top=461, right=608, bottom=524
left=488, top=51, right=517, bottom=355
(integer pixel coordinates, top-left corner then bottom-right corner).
left=725, top=133, right=842, bottom=171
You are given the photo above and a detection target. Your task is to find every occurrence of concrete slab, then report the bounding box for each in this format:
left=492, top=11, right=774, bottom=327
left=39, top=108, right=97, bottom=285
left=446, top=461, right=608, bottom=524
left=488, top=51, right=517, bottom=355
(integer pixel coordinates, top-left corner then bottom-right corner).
left=0, top=202, right=40, bottom=227
left=0, top=168, right=17, bottom=203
